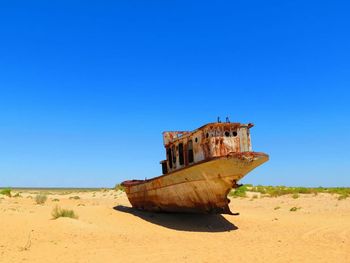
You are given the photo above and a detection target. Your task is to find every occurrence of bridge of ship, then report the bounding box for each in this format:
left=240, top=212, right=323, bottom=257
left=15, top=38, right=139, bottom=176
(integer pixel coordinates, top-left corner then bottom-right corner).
left=160, top=122, right=254, bottom=174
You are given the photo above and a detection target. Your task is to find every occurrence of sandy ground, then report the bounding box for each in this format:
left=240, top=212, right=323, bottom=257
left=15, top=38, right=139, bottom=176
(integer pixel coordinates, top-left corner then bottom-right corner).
left=0, top=190, right=349, bottom=263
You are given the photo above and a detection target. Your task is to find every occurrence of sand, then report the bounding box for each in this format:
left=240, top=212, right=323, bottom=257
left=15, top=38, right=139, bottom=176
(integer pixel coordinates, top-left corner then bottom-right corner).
left=0, top=190, right=349, bottom=263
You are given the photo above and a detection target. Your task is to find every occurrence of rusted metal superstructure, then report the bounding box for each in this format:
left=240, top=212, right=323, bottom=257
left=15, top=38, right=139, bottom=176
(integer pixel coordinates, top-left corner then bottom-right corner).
left=122, top=121, right=268, bottom=214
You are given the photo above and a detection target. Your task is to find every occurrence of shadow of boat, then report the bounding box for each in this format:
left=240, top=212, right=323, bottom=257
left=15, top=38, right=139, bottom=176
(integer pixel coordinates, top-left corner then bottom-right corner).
left=113, top=205, right=238, bottom=233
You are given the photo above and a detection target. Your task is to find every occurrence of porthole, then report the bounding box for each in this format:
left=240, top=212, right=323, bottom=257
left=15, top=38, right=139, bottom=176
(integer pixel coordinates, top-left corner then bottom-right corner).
left=232, top=131, right=238, bottom=137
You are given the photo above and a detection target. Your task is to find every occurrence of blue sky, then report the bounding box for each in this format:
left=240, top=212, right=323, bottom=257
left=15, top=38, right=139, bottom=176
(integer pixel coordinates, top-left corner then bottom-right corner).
left=0, top=1, right=349, bottom=187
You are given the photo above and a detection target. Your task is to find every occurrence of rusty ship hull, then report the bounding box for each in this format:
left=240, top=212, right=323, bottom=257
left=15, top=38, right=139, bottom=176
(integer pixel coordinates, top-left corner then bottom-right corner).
left=122, top=152, right=268, bottom=214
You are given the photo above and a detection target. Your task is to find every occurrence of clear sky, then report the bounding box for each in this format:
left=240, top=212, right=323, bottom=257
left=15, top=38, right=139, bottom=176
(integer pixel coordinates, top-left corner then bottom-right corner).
left=1, top=1, right=349, bottom=188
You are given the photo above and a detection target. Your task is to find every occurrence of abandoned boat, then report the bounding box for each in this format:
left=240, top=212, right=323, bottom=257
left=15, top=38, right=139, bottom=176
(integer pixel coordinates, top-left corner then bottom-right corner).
left=121, top=121, right=269, bottom=214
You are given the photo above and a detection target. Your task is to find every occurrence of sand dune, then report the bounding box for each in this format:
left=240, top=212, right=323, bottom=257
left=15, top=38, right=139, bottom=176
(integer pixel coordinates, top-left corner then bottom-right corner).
left=0, top=190, right=349, bottom=263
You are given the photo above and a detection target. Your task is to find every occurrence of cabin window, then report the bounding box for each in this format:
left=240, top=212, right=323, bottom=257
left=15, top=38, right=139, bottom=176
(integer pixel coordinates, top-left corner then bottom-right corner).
left=172, top=145, right=176, bottom=164
left=232, top=131, right=238, bottom=137
left=162, top=161, right=168, bottom=174
left=167, top=148, right=173, bottom=169
left=195, top=137, right=198, bottom=143
left=188, top=140, right=194, bottom=163
left=178, top=143, right=184, bottom=165
left=224, top=131, right=230, bottom=137
left=206, top=132, right=209, bottom=138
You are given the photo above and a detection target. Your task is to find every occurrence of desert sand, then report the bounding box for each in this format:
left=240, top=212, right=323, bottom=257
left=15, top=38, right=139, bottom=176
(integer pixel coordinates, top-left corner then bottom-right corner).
left=0, top=190, right=349, bottom=263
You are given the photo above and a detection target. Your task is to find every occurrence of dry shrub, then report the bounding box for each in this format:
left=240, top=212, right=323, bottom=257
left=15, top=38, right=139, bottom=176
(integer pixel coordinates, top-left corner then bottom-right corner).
left=35, top=194, right=48, bottom=204
left=52, top=206, right=78, bottom=219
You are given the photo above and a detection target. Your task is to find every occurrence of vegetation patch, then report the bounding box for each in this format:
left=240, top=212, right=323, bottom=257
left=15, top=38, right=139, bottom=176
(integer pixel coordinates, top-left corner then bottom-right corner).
left=229, top=185, right=248, bottom=198
left=52, top=198, right=60, bottom=202
left=247, top=185, right=350, bottom=197
left=69, top=196, right=81, bottom=200
left=13, top=192, right=22, bottom=198
left=338, top=193, right=349, bottom=200
left=290, top=207, right=301, bottom=212
left=292, top=193, right=299, bottom=199
left=35, top=194, right=48, bottom=204
left=52, top=206, right=78, bottom=219
left=0, top=188, right=12, bottom=197
left=115, top=184, right=125, bottom=192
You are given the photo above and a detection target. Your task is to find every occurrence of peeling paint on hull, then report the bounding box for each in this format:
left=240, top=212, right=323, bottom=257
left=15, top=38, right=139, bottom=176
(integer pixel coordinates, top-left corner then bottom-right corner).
left=122, top=152, right=269, bottom=214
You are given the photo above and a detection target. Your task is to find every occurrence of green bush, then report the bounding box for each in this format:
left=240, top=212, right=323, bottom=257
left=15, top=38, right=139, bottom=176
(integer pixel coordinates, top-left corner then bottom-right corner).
left=0, top=188, right=12, bottom=197
left=229, top=185, right=248, bottom=198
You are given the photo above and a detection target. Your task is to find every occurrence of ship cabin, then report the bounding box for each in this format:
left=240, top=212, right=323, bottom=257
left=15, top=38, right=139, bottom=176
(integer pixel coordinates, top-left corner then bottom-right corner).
left=160, top=122, right=254, bottom=175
